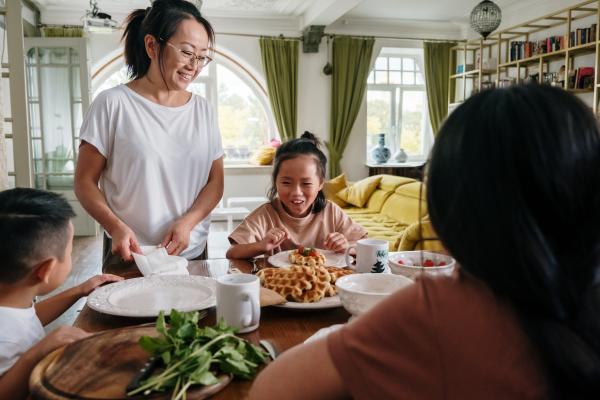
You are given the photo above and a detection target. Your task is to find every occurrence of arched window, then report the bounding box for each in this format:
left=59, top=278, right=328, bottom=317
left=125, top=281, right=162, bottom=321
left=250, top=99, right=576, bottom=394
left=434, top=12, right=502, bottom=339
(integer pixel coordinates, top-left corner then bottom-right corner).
left=366, top=47, right=433, bottom=162
left=93, top=50, right=279, bottom=163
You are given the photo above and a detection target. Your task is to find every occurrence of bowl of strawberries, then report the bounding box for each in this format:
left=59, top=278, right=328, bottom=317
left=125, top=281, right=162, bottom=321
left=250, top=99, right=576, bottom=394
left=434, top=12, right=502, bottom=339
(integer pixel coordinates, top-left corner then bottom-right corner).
left=388, top=251, right=455, bottom=279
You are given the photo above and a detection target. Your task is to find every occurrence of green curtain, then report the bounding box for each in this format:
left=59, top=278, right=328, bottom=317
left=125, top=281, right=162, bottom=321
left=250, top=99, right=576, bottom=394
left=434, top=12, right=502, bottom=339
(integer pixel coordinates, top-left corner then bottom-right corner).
left=328, top=36, right=375, bottom=177
left=259, top=37, right=299, bottom=142
left=423, top=42, right=456, bottom=136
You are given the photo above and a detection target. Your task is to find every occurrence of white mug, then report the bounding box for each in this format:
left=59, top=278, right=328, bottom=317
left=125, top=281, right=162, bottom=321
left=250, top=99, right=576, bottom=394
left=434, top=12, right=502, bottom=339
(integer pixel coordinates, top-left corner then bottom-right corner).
left=216, top=274, right=260, bottom=333
left=345, top=239, right=389, bottom=274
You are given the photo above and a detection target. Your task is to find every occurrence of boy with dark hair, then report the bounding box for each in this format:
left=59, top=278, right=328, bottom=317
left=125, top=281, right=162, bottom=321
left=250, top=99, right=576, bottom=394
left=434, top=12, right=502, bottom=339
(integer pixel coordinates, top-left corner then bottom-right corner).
left=0, top=188, right=122, bottom=398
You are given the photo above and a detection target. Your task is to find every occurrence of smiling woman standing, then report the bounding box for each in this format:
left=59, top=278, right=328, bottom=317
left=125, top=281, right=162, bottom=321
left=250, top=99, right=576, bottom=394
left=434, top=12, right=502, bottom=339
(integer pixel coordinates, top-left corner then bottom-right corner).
left=75, top=0, right=223, bottom=271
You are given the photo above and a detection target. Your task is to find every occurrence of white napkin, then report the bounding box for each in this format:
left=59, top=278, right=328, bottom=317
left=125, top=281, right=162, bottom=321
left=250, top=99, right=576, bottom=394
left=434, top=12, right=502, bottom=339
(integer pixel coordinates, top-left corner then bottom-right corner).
left=132, top=246, right=189, bottom=276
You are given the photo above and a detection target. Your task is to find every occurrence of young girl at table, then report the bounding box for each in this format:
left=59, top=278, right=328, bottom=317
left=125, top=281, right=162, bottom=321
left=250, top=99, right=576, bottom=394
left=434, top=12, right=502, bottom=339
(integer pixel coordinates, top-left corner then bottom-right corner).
left=249, top=85, right=600, bottom=398
left=227, top=132, right=367, bottom=259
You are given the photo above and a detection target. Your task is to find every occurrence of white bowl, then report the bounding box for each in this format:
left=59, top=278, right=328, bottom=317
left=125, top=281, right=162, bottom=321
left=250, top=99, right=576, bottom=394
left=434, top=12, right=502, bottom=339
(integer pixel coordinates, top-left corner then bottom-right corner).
left=389, top=251, right=455, bottom=279
left=335, top=274, right=413, bottom=317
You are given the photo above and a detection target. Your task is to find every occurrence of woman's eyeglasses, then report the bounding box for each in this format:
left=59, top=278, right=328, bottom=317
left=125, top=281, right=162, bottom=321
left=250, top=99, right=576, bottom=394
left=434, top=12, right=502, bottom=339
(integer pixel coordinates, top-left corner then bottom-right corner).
left=165, top=42, right=212, bottom=67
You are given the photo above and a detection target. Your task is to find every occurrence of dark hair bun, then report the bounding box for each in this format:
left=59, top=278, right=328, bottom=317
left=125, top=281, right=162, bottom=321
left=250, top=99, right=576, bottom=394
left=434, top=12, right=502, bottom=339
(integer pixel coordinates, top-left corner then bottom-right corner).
left=300, top=131, right=321, bottom=148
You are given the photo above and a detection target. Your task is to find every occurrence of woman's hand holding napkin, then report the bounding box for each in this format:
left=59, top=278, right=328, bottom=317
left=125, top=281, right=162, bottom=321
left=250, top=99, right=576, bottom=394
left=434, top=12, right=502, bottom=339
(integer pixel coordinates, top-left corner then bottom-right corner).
left=132, top=246, right=189, bottom=276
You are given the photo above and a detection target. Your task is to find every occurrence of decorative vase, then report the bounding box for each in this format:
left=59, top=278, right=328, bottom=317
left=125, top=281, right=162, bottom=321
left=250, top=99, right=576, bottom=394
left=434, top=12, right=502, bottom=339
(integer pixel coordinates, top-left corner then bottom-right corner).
left=392, top=148, right=408, bottom=163
left=370, top=133, right=391, bottom=164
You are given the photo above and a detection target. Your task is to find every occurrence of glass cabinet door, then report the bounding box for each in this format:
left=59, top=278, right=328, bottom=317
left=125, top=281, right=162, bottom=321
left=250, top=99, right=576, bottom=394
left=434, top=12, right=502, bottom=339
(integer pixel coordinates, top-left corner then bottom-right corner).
left=25, top=41, right=87, bottom=190
left=24, top=38, right=96, bottom=236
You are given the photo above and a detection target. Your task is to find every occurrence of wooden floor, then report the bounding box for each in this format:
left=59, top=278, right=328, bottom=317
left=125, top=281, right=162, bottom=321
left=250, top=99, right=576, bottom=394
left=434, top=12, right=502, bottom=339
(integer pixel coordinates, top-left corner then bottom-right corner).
left=40, top=222, right=232, bottom=332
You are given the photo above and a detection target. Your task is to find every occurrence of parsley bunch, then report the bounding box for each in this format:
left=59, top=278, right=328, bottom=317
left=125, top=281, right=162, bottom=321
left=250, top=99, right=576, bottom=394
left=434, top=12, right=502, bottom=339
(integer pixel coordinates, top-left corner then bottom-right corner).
left=127, top=310, right=268, bottom=400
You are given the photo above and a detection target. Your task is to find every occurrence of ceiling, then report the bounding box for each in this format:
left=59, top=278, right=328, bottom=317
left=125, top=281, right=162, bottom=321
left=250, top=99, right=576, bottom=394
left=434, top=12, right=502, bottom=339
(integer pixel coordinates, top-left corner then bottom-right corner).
left=31, top=0, right=531, bottom=38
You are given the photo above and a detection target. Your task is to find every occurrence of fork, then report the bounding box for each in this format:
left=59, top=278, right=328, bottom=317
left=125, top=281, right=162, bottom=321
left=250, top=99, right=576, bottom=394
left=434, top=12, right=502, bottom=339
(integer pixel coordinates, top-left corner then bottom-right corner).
left=250, top=258, right=259, bottom=274
left=259, top=339, right=279, bottom=360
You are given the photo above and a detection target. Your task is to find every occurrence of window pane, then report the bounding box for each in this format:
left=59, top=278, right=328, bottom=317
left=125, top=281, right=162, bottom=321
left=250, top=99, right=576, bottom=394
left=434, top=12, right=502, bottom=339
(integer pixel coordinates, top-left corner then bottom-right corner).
left=403, top=58, right=415, bottom=71
left=32, top=138, right=42, bottom=160
left=26, top=63, right=39, bottom=101
left=389, top=71, right=401, bottom=84
left=375, top=71, right=388, bottom=84
left=217, top=64, right=270, bottom=162
left=366, top=90, right=392, bottom=157
left=399, top=91, right=425, bottom=155
left=367, top=70, right=374, bottom=84
left=94, top=65, right=130, bottom=97
left=26, top=48, right=36, bottom=65
left=416, top=73, right=424, bottom=85
left=72, top=102, right=83, bottom=133
left=70, top=48, right=79, bottom=64
left=389, top=57, right=401, bottom=70
left=402, top=72, right=415, bottom=85
left=29, top=103, right=41, bottom=138
left=375, top=57, right=387, bottom=70
left=39, top=66, right=74, bottom=181
left=38, top=48, right=69, bottom=64
left=71, top=67, right=81, bottom=101
left=188, top=82, right=206, bottom=97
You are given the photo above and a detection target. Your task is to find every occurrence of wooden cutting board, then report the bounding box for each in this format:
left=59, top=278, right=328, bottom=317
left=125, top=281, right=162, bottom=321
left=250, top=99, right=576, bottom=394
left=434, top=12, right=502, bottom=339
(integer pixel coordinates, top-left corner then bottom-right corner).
left=30, top=326, right=231, bottom=400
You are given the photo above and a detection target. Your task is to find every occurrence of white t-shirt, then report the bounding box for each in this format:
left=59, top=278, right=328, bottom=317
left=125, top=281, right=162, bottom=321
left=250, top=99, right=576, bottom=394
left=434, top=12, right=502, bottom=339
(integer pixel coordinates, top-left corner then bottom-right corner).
left=0, top=305, right=45, bottom=375
left=80, top=85, right=224, bottom=259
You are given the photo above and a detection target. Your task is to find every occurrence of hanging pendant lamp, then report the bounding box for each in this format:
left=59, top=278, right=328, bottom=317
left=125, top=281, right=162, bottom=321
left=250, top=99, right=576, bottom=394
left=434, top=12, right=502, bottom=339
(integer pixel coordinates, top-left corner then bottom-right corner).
left=470, top=0, right=502, bottom=39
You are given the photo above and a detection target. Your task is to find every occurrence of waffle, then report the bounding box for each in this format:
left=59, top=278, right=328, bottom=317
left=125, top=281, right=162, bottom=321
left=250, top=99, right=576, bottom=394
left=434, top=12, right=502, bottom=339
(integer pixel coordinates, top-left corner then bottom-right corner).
left=257, top=265, right=333, bottom=303
left=325, top=266, right=354, bottom=296
left=289, top=247, right=326, bottom=267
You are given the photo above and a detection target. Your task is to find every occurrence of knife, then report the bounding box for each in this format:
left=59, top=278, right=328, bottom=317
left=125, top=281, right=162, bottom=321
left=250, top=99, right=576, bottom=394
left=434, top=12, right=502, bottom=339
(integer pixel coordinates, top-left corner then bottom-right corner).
left=126, top=356, right=161, bottom=393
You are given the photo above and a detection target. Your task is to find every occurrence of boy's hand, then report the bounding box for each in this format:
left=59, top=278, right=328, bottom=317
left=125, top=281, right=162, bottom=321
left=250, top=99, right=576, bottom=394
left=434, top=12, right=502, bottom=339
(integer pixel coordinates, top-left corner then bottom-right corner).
left=111, top=223, right=141, bottom=262
left=77, top=274, right=123, bottom=296
left=323, top=232, right=348, bottom=253
left=261, top=228, right=289, bottom=252
left=35, top=326, right=90, bottom=356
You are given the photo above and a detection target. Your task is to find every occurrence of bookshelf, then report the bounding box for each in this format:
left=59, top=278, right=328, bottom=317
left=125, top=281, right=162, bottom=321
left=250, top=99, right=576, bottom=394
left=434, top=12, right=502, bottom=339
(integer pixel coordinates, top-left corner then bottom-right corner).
left=449, top=0, right=600, bottom=114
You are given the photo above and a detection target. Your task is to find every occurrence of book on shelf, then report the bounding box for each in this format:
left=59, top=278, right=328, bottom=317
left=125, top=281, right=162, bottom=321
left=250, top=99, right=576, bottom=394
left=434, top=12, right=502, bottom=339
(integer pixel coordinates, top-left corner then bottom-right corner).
left=569, top=67, right=594, bottom=89
left=569, top=23, right=597, bottom=47
left=510, top=36, right=565, bottom=61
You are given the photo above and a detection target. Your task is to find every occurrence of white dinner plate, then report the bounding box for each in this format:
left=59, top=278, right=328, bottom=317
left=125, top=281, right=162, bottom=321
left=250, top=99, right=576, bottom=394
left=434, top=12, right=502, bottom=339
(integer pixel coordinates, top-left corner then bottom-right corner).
left=275, top=295, right=342, bottom=310
left=268, top=249, right=348, bottom=268
left=87, top=275, right=216, bottom=317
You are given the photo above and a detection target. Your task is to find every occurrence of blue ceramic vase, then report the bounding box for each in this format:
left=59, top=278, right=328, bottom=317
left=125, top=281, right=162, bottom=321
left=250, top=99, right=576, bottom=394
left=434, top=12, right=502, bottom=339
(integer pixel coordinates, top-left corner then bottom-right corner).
left=371, top=133, right=391, bottom=164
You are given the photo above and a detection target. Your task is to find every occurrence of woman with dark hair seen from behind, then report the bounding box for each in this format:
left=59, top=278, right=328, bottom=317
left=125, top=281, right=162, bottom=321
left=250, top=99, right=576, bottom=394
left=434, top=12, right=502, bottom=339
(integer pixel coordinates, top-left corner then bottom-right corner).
left=75, top=0, right=223, bottom=271
left=249, top=84, right=600, bottom=399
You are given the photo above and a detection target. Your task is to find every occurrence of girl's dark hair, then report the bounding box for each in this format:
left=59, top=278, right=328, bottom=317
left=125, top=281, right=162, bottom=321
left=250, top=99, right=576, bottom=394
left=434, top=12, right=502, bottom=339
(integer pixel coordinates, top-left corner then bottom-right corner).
left=427, top=85, right=600, bottom=398
left=122, top=0, right=215, bottom=81
left=268, top=132, right=328, bottom=214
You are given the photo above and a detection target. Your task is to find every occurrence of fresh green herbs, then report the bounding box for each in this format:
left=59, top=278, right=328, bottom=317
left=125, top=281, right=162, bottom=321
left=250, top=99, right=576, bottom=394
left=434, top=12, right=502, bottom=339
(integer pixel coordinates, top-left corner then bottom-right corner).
left=127, top=310, right=268, bottom=400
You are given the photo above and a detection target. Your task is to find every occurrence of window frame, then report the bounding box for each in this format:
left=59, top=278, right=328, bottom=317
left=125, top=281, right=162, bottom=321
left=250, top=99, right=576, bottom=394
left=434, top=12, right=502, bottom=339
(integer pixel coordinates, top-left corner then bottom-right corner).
left=367, top=50, right=433, bottom=162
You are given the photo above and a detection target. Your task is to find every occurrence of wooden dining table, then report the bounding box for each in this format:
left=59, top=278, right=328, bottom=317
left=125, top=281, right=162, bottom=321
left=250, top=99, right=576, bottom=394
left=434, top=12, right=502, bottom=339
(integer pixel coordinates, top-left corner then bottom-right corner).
left=72, top=258, right=350, bottom=399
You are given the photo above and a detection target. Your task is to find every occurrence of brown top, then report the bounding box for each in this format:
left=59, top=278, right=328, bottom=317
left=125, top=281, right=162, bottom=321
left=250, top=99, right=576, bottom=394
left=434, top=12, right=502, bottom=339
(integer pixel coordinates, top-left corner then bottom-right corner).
left=327, top=271, right=547, bottom=399
left=228, top=199, right=367, bottom=255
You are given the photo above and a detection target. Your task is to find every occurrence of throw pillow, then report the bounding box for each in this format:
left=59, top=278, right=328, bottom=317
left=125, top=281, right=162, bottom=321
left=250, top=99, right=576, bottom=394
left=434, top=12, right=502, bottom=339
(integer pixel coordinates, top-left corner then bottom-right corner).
left=323, top=173, right=349, bottom=207
left=336, top=176, right=382, bottom=208
left=252, top=145, right=276, bottom=165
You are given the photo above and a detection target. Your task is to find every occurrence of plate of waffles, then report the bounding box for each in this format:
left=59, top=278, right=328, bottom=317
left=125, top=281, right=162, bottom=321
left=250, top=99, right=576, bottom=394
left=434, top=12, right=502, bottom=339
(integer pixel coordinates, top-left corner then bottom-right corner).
left=268, top=247, right=347, bottom=268
left=256, top=265, right=355, bottom=309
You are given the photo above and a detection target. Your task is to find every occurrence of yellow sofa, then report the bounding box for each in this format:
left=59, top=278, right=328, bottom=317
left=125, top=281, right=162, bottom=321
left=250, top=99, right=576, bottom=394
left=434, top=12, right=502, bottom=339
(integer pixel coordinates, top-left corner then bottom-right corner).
left=326, top=174, right=443, bottom=251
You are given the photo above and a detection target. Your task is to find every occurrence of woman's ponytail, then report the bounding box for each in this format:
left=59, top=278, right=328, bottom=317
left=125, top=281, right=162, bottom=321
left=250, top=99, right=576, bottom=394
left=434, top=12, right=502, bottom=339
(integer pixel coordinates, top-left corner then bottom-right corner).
left=122, top=8, right=149, bottom=80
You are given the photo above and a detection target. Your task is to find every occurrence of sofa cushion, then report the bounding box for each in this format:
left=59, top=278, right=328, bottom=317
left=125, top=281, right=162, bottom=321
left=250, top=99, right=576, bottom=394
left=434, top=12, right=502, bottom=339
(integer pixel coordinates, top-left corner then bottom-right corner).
left=398, top=219, right=445, bottom=252
left=379, top=175, right=415, bottom=192
left=380, top=182, right=428, bottom=226
left=336, top=176, right=382, bottom=208
left=323, top=173, right=349, bottom=207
